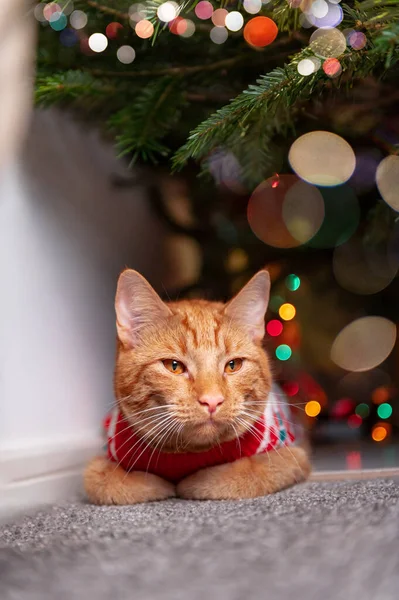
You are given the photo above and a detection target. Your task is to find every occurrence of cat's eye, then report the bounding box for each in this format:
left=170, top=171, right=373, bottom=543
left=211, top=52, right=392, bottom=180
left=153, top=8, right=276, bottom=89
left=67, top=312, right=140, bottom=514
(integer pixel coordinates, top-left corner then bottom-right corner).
left=163, top=359, right=185, bottom=375
left=225, top=358, right=243, bottom=374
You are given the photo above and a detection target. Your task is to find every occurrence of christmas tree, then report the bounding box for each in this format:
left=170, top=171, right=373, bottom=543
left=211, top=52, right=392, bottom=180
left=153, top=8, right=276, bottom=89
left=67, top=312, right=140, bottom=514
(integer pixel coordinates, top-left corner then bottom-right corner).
left=33, top=0, right=399, bottom=447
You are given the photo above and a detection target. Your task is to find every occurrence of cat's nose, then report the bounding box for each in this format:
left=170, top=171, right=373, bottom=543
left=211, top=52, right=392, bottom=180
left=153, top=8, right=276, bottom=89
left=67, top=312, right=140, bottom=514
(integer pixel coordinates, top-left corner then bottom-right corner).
left=198, top=395, right=224, bottom=415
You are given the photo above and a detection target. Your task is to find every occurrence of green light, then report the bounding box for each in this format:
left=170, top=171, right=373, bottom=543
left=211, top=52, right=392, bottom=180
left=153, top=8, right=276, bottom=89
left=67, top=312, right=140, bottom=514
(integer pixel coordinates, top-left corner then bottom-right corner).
left=269, top=295, right=285, bottom=312
left=276, top=344, right=292, bottom=361
left=377, top=403, right=393, bottom=419
left=286, top=274, right=301, bottom=291
left=355, top=403, right=370, bottom=418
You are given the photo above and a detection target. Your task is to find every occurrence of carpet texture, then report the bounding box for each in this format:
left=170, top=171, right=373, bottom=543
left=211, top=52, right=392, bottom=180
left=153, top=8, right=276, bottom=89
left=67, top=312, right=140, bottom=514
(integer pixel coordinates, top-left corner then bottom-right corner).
left=1, top=479, right=398, bottom=600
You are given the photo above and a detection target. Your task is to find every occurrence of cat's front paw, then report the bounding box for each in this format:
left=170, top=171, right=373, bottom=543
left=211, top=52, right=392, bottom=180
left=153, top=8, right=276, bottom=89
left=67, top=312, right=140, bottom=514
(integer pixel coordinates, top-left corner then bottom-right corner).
left=176, top=461, right=252, bottom=500
left=84, top=456, right=176, bottom=505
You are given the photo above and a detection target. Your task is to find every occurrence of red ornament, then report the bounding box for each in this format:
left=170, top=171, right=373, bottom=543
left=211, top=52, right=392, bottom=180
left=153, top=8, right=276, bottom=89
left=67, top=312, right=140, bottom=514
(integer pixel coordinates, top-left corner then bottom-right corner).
left=244, top=17, right=278, bottom=48
left=105, top=22, right=123, bottom=39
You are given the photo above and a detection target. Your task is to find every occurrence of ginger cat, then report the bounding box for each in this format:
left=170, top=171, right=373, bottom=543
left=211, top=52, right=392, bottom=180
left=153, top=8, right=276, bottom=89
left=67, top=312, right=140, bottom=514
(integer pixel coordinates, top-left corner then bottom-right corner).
left=84, top=269, right=311, bottom=504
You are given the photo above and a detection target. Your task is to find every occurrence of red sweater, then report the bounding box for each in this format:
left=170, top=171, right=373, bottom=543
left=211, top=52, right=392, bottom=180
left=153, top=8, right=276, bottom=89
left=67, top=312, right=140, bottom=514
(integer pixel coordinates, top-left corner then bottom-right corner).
left=104, top=387, right=295, bottom=483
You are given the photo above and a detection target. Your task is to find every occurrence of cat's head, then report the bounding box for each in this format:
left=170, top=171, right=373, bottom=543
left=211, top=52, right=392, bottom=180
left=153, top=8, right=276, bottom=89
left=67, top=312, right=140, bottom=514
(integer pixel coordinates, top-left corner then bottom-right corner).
left=114, top=269, right=272, bottom=452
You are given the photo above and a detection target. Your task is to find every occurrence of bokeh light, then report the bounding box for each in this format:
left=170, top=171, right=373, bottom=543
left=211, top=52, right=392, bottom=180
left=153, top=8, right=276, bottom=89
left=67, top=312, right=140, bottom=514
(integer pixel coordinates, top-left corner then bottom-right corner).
left=243, top=0, right=262, bottom=14
left=210, top=27, right=228, bottom=44
left=288, top=131, right=356, bottom=187
left=331, top=316, right=397, bottom=372
left=59, top=28, right=79, bottom=47
left=195, top=1, right=213, bottom=20
left=70, top=9, right=88, bottom=29
left=43, top=2, right=61, bottom=20
left=225, top=11, right=244, bottom=32
left=377, top=403, right=393, bottom=419
left=117, top=45, right=136, bottom=64
left=286, top=274, right=301, bottom=291
left=279, top=303, right=296, bottom=321
left=372, top=424, right=388, bottom=442
left=376, top=155, right=399, bottom=212
left=157, top=2, right=177, bottom=22
left=88, top=33, right=108, bottom=53
left=311, top=0, right=329, bottom=18
left=49, top=12, right=68, bottom=31
left=267, top=319, right=283, bottom=336
left=333, top=234, right=397, bottom=295
left=169, top=17, right=187, bottom=35
left=309, top=27, right=347, bottom=58
left=276, top=344, right=292, bottom=361
left=135, top=20, right=154, bottom=38
left=355, top=403, right=370, bottom=418
left=212, top=9, right=228, bottom=26
left=269, top=295, right=285, bottom=312
left=58, top=0, right=74, bottom=14
left=372, top=386, right=390, bottom=405
left=34, top=4, right=47, bottom=22
left=297, top=58, right=317, bottom=76
left=348, top=31, right=367, bottom=50
left=305, top=400, right=321, bottom=417
left=180, top=19, right=196, bottom=37
left=309, top=3, right=343, bottom=28
left=243, top=16, right=278, bottom=47
left=248, top=175, right=325, bottom=249
left=323, top=58, right=342, bottom=78
left=347, top=414, right=362, bottom=429
left=106, top=22, right=123, bottom=39
left=129, top=3, right=146, bottom=23
left=331, top=397, right=355, bottom=419
left=282, top=381, right=299, bottom=396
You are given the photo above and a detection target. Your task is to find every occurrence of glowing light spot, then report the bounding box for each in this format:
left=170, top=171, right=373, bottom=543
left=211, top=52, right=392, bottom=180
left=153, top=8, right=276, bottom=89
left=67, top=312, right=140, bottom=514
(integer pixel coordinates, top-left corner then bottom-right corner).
left=117, top=45, right=136, bottom=64
left=279, top=303, right=296, bottom=321
left=372, top=425, right=388, bottom=442
left=331, top=317, right=397, bottom=372
left=309, top=27, right=347, bottom=58
left=157, top=2, right=177, bottom=23
left=88, top=33, right=108, bottom=52
left=212, top=8, right=228, bottom=26
left=305, top=400, right=321, bottom=417
left=377, top=403, right=393, bottom=420
left=59, top=28, right=78, bottom=47
left=288, top=131, right=356, bottom=187
left=129, top=3, right=146, bottom=23
left=286, top=274, right=301, bottom=291
left=33, top=4, right=47, bottom=22
left=226, top=248, right=249, bottom=273
left=311, top=0, right=328, bottom=18
left=269, top=295, right=285, bottom=312
left=323, top=58, right=342, bottom=78
left=276, top=344, right=292, bottom=361
left=348, top=31, right=367, bottom=50
left=267, top=320, right=283, bottom=337
left=297, top=58, right=316, bottom=77
left=106, top=22, right=123, bottom=39
left=309, top=3, right=343, bottom=28
left=348, top=414, right=362, bottom=429
left=243, top=0, right=262, bottom=14
left=70, top=9, right=88, bottom=29
left=376, top=155, right=399, bottom=212
left=210, top=26, right=228, bottom=44
left=169, top=17, right=188, bottom=35
left=180, top=19, right=196, bottom=37
left=372, top=387, right=390, bottom=405
left=282, top=381, right=299, bottom=396
left=195, top=1, right=213, bottom=20
left=43, top=3, right=61, bottom=21
left=135, top=19, right=154, bottom=38
left=355, top=403, right=370, bottom=418
left=225, top=11, right=244, bottom=32
left=243, top=16, right=278, bottom=47
left=57, top=0, right=74, bottom=15
left=49, top=12, right=67, bottom=31
left=331, top=397, right=355, bottom=419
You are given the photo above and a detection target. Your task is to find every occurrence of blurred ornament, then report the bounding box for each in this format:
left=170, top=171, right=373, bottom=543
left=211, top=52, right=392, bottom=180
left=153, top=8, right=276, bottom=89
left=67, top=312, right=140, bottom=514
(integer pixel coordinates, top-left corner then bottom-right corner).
left=310, top=27, right=346, bottom=58
left=279, top=303, right=296, bottom=321
left=267, top=320, right=283, bottom=336
left=333, top=234, right=397, bottom=295
left=117, top=45, right=136, bottom=64
left=195, top=1, right=213, bottom=19
left=297, top=58, right=317, bottom=76
left=323, top=57, right=342, bottom=78
left=306, top=184, right=359, bottom=248
left=88, top=33, right=108, bottom=52
left=331, top=316, right=397, bottom=372
left=248, top=174, right=324, bottom=248
left=212, top=9, right=228, bottom=26
left=70, top=9, right=88, bottom=29
left=106, top=22, right=123, bottom=39
left=210, top=27, right=228, bottom=44
left=59, top=28, right=79, bottom=47
left=225, top=11, right=244, bottom=32
left=243, top=16, right=278, bottom=47
left=157, top=2, right=178, bottom=22
left=286, top=274, right=301, bottom=291
left=135, top=20, right=154, bottom=38
left=348, top=31, right=367, bottom=50
left=244, top=0, right=262, bottom=14
left=376, top=155, right=399, bottom=211
left=289, top=131, right=356, bottom=186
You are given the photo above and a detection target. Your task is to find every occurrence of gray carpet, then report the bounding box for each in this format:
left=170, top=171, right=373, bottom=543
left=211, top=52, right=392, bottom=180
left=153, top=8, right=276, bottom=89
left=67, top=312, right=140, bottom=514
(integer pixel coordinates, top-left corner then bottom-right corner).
left=1, top=479, right=398, bottom=600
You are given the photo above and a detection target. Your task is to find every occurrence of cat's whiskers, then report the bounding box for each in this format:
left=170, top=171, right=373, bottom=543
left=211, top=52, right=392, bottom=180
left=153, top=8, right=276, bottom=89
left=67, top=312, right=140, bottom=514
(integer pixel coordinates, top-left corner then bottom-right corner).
left=229, top=422, right=242, bottom=457
left=107, top=409, right=172, bottom=444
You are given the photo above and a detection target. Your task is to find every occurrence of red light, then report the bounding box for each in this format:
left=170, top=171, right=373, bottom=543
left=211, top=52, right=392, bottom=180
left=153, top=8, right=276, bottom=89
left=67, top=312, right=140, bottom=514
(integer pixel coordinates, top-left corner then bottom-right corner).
left=271, top=174, right=280, bottom=188
left=266, top=319, right=283, bottom=336
left=347, top=414, right=362, bottom=429
left=105, top=22, right=123, bottom=39
left=331, top=397, right=355, bottom=419
left=346, top=451, right=362, bottom=470
left=282, top=381, right=299, bottom=397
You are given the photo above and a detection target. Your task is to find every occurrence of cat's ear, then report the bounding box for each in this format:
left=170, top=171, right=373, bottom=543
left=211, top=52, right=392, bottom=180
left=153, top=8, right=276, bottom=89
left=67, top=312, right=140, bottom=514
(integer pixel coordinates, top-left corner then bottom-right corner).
left=224, top=270, right=270, bottom=341
left=115, top=269, right=172, bottom=348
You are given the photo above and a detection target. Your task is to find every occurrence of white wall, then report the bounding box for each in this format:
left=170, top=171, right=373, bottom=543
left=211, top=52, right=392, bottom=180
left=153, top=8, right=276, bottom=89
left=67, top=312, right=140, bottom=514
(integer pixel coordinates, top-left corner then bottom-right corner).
left=0, top=111, right=165, bottom=514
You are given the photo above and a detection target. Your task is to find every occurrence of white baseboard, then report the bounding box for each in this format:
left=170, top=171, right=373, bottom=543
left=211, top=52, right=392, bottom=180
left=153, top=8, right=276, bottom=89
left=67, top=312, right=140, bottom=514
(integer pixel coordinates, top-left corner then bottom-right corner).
left=0, top=436, right=102, bottom=522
